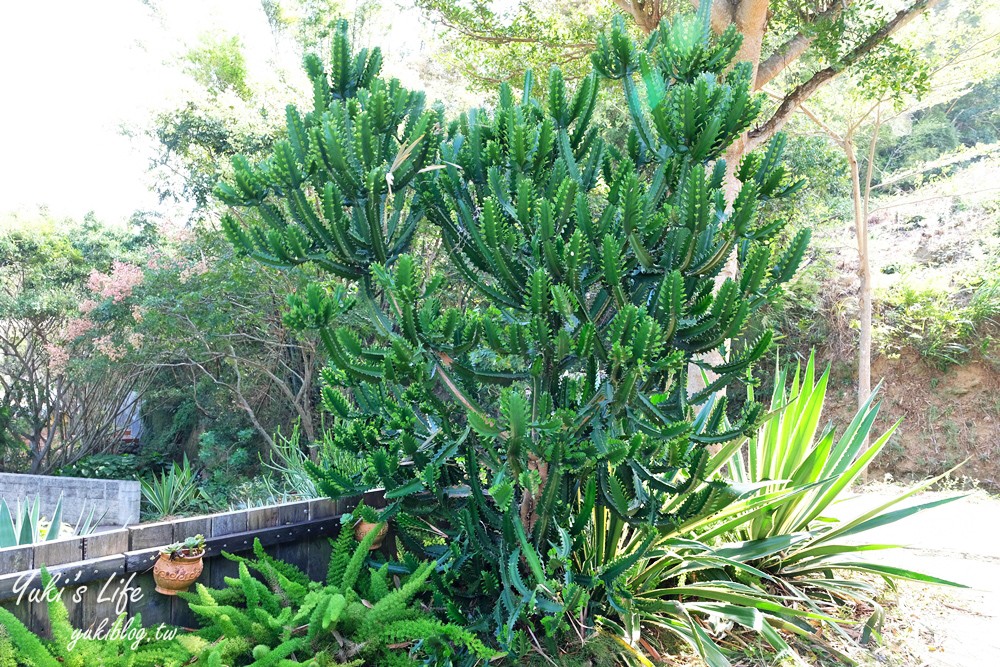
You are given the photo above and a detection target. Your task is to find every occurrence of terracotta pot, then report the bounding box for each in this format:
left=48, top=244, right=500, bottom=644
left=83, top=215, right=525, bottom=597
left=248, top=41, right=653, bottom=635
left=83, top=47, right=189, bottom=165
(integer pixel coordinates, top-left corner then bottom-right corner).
left=153, top=552, right=204, bottom=595
left=353, top=520, right=388, bottom=550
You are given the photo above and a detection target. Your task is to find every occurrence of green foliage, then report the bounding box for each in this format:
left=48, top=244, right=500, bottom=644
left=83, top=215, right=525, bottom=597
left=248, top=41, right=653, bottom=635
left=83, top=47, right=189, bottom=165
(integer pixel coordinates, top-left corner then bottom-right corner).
left=768, top=0, right=930, bottom=102
left=728, top=354, right=900, bottom=541
left=182, top=34, right=253, bottom=100
left=415, top=0, right=617, bottom=86
left=0, top=494, right=101, bottom=548
left=673, top=356, right=968, bottom=649
left=218, top=14, right=808, bottom=660
left=140, top=455, right=200, bottom=519
left=55, top=453, right=139, bottom=480
left=0, top=569, right=192, bottom=667
left=262, top=423, right=322, bottom=499
left=182, top=533, right=499, bottom=665
left=0, top=628, right=17, bottom=667
left=876, top=278, right=1000, bottom=368
left=0, top=215, right=156, bottom=473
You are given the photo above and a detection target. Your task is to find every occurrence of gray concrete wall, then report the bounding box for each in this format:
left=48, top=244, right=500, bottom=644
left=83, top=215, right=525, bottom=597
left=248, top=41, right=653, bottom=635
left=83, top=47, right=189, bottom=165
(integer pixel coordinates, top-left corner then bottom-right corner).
left=0, top=473, right=140, bottom=527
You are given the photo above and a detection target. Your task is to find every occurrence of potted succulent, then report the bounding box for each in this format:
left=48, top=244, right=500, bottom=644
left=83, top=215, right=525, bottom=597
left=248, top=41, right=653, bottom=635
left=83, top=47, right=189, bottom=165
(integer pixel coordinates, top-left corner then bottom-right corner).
left=351, top=504, right=388, bottom=550
left=153, top=534, right=206, bottom=595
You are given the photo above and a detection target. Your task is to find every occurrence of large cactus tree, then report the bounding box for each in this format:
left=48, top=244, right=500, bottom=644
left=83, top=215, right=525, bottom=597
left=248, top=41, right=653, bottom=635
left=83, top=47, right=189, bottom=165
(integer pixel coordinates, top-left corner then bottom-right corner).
left=218, top=13, right=807, bottom=653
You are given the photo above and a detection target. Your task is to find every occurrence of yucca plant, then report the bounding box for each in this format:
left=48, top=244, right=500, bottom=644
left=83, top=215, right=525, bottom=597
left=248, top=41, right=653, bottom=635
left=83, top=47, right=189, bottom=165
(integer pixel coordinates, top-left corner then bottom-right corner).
left=682, top=354, right=967, bottom=645
left=141, top=455, right=199, bottom=519
left=568, top=400, right=834, bottom=666
left=0, top=494, right=102, bottom=548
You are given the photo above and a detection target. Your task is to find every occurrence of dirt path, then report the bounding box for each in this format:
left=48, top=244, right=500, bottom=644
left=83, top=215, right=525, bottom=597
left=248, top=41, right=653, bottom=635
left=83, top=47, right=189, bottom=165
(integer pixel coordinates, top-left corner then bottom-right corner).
left=838, top=489, right=1000, bottom=666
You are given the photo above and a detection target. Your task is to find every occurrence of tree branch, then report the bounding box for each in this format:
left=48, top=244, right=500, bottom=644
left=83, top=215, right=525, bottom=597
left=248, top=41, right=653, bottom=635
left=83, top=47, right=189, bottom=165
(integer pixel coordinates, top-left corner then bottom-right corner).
left=755, top=3, right=851, bottom=89
left=747, top=0, right=942, bottom=151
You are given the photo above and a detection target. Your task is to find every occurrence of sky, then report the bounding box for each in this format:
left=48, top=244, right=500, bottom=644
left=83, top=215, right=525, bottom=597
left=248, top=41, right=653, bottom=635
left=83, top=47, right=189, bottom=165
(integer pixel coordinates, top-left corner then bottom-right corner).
left=0, top=0, right=453, bottom=227
left=0, top=1, right=262, bottom=224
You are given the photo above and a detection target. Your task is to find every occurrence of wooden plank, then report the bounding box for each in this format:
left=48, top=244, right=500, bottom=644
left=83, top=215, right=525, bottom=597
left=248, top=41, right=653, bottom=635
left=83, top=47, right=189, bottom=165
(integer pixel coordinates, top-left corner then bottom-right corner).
left=170, top=590, right=200, bottom=630
left=30, top=590, right=51, bottom=636
left=305, top=537, right=332, bottom=582
left=0, top=545, right=33, bottom=576
left=277, top=500, right=311, bottom=525
left=129, top=521, right=174, bottom=551
left=247, top=505, right=280, bottom=531
left=171, top=516, right=212, bottom=543
left=61, top=583, right=85, bottom=632
left=210, top=510, right=248, bottom=538
left=308, top=498, right=338, bottom=520
left=0, top=570, right=37, bottom=603
left=0, top=598, right=32, bottom=631
left=0, top=555, right=125, bottom=601
left=84, top=529, right=129, bottom=559
left=129, top=572, right=171, bottom=628
left=364, top=489, right=388, bottom=509
left=204, top=516, right=341, bottom=556
left=34, top=537, right=83, bottom=569
left=274, top=538, right=308, bottom=581
left=124, top=548, right=160, bottom=574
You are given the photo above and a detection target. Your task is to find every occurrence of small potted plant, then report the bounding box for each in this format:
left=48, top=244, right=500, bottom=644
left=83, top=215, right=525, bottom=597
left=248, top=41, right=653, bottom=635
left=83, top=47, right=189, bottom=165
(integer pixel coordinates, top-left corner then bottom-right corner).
left=351, top=504, right=388, bottom=550
left=153, top=534, right=206, bottom=595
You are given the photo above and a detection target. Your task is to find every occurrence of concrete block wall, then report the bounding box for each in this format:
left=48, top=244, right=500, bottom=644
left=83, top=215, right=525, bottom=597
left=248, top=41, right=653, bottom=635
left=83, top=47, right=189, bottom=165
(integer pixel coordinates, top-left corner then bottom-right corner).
left=0, top=472, right=140, bottom=527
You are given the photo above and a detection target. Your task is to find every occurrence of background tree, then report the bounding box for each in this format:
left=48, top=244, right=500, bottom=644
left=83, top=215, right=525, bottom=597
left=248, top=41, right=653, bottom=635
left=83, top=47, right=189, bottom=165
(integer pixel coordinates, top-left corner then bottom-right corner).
left=129, top=228, right=323, bottom=451
left=762, top=0, right=1000, bottom=412
left=418, top=0, right=942, bottom=175
left=0, top=216, right=154, bottom=473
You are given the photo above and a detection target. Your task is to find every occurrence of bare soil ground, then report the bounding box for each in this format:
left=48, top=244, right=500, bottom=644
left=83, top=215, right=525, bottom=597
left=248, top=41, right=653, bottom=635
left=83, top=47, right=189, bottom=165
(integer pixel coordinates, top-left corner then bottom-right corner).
left=825, top=353, right=1000, bottom=491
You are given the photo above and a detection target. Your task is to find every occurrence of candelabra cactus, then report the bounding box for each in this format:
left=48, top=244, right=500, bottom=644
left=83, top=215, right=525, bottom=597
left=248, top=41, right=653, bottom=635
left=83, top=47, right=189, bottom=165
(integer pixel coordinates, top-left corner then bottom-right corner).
left=219, top=13, right=808, bottom=650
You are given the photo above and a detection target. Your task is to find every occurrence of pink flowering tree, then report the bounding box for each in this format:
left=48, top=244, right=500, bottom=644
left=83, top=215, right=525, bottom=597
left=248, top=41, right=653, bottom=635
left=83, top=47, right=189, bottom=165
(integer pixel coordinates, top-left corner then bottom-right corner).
left=0, top=221, right=153, bottom=473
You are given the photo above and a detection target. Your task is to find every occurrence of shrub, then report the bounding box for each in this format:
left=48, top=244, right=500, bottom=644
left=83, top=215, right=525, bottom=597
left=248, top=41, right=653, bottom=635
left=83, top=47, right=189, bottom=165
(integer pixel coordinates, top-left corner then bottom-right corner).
left=55, top=453, right=139, bottom=480
left=183, top=528, right=498, bottom=665
left=876, top=277, right=999, bottom=367
left=686, top=356, right=966, bottom=645
left=217, top=12, right=808, bottom=662
left=0, top=569, right=191, bottom=667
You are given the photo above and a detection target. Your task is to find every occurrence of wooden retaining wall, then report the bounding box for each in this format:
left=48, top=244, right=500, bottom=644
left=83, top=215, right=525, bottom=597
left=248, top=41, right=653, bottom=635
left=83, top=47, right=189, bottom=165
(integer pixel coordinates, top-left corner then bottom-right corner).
left=0, top=491, right=385, bottom=635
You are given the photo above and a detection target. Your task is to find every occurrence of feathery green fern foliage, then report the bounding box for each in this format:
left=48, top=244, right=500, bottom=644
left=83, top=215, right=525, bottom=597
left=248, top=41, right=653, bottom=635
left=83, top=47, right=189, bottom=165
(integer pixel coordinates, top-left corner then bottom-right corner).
left=218, top=13, right=808, bottom=658
left=0, top=569, right=193, bottom=667
left=183, top=531, right=498, bottom=666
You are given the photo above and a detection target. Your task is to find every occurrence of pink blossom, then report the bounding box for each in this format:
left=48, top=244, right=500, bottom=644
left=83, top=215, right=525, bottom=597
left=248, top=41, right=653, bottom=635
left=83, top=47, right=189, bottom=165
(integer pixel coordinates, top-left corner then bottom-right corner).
left=179, top=258, right=210, bottom=283
left=63, top=317, right=95, bottom=340
left=45, top=344, right=70, bottom=374
left=127, top=332, right=144, bottom=349
left=88, top=261, right=144, bottom=303
left=131, top=305, right=144, bottom=322
left=79, top=299, right=98, bottom=314
left=94, top=335, right=125, bottom=361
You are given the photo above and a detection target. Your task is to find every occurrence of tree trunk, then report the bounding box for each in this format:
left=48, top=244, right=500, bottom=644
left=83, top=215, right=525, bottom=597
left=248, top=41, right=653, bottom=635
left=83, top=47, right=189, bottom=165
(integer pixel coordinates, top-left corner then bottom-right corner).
left=845, top=136, right=872, bottom=411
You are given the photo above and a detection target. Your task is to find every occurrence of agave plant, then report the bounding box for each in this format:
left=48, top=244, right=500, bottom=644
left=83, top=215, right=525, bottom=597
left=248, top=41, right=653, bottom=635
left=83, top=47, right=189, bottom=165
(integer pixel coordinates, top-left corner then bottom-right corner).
left=0, top=494, right=102, bottom=548
left=140, top=455, right=199, bottom=519
left=593, top=356, right=968, bottom=665
left=687, top=355, right=967, bottom=644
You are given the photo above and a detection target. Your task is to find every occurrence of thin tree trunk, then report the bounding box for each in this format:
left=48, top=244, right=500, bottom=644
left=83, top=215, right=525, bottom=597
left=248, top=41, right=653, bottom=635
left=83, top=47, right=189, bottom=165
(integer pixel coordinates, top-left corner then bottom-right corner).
left=858, top=109, right=882, bottom=414
left=846, top=135, right=872, bottom=410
